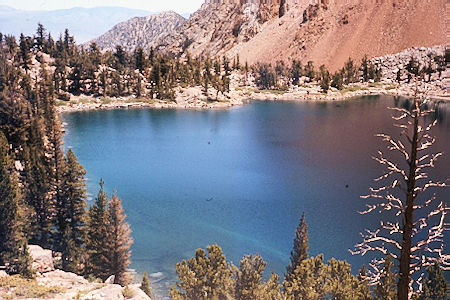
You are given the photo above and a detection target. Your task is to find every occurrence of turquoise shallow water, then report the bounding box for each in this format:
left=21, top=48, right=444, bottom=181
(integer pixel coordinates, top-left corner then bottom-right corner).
left=62, top=96, right=449, bottom=298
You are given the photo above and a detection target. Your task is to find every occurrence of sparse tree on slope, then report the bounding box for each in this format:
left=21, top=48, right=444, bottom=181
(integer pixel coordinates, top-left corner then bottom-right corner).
left=106, top=192, right=133, bottom=286
left=140, top=272, right=152, bottom=298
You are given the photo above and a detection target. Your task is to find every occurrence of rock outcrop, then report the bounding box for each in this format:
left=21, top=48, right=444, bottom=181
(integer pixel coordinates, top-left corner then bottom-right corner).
left=28, top=245, right=55, bottom=273
left=88, top=11, right=186, bottom=52
left=1, top=245, right=152, bottom=300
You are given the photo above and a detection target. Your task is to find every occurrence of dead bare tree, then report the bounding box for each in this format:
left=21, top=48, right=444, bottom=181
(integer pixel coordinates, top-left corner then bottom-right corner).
left=351, top=88, right=449, bottom=300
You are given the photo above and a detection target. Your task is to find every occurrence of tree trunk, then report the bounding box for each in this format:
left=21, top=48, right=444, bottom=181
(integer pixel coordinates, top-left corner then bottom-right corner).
left=398, top=100, right=419, bottom=300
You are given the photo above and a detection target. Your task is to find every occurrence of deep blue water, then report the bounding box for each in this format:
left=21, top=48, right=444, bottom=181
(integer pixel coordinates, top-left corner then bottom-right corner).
left=62, top=96, right=449, bottom=298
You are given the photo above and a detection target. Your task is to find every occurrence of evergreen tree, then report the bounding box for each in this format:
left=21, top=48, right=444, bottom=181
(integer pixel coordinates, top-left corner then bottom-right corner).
left=35, top=23, right=46, bottom=52
left=290, top=60, right=303, bottom=86
left=22, top=116, right=52, bottom=245
left=114, top=45, right=128, bottom=70
left=19, top=34, right=32, bottom=73
left=235, top=254, right=266, bottom=300
left=40, top=66, right=65, bottom=248
left=357, top=265, right=372, bottom=300
left=262, top=273, right=282, bottom=300
left=331, top=71, right=344, bottom=90
left=419, top=262, right=447, bottom=300
left=86, top=179, right=110, bottom=279
left=170, top=244, right=234, bottom=299
left=286, top=212, right=309, bottom=278
left=140, top=272, right=152, bottom=298
left=105, top=192, right=133, bottom=286
left=326, top=258, right=360, bottom=300
left=344, top=57, right=357, bottom=84
left=134, top=47, right=147, bottom=72
left=361, top=55, right=369, bottom=82
left=0, top=131, right=33, bottom=277
left=304, top=61, right=315, bottom=82
left=56, top=149, right=87, bottom=273
left=319, top=65, right=330, bottom=93
left=203, top=59, right=212, bottom=97
left=222, top=56, right=231, bottom=94
left=374, top=255, right=397, bottom=300
left=283, top=255, right=329, bottom=300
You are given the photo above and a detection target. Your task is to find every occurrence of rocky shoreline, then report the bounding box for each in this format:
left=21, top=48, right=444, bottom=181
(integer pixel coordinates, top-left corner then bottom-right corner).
left=56, top=82, right=448, bottom=114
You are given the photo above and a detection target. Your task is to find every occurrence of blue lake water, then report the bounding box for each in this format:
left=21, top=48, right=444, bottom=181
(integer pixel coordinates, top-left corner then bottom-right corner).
left=62, top=96, right=449, bottom=298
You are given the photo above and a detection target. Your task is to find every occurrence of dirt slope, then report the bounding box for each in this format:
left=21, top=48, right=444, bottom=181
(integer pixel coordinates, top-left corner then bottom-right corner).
left=229, top=0, right=446, bottom=70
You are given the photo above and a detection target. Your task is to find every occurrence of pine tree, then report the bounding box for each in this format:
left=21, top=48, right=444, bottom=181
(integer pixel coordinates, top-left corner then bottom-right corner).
left=0, top=131, right=33, bottom=277
left=86, top=179, right=110, bottom=279
left=203, top=59, right=212, bottom=97
left=319, top=65, right=330, bottom=93
left=19, top=34, right=32, bottom=73
left=57, top=149, right=87, bottom=273
left=283, top=254, right=328, bottom=300
left=374, top=255, right=397, bottom=300
left=326, top=258, right=360, bottom=300
left=344, top=57, right=357, bottom=84
left=22, top=116, right=52, bottom=245
left=235, top=254, right=266, bottom=300
left=286, top=212, right=309, bottom=278
left=361, top=55, right=369, bottom=82
left=290, top=60, right=303, bottom=86
left=331, top=71, right=344, bottom=90
left=304, top=61, right=315, bottom=82
left=105, top=192, right=133, bottom=286
left=140, top=272, right=152, bottom=298
left=134, top=47, right=147, bottom=72
left=35, top=23, right=46, bottom=52
left=419, top=262, right=447, bottom=300
left=357, top=265, right=372, bottom=300
left=170, top=244, right=234, bottom=299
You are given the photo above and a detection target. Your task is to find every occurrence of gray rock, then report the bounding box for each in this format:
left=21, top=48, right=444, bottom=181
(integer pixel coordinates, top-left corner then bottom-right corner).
left=105, top=274, right=115, bottom=284
left=28, top=244, right=54, bottom=273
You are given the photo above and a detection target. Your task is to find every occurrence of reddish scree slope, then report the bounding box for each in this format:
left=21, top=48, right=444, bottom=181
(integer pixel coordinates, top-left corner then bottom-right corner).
left=229, top=0, right=446, bottom=71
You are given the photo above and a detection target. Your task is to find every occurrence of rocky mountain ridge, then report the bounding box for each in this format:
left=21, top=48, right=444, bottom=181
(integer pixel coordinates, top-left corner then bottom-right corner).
left=88, top=11, right=186, bottom=52
left=88, top=0, right=445, bottom=71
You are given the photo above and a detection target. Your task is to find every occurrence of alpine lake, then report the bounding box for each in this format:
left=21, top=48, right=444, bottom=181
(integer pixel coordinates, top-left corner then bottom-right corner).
left=62, top=96, right=449, bottom=299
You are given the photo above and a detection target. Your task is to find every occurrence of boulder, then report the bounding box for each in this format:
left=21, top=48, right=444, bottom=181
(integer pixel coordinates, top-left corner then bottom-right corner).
left=28, top=244, right=54, bottom=273
left=105, top=274, right=115, bottom=284
left=81, top=284, right=124, bottom=300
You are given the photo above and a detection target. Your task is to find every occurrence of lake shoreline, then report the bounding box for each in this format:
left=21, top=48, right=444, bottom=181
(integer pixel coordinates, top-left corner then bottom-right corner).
left=56, top=82, right=448, bottom=114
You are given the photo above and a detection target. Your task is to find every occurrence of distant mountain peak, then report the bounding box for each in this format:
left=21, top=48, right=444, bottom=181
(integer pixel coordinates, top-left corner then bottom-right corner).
left=88, top=11, right=186, bottom=52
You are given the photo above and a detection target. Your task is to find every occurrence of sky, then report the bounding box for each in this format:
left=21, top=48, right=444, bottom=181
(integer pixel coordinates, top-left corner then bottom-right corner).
left=0, top=0, right=204, bottom=14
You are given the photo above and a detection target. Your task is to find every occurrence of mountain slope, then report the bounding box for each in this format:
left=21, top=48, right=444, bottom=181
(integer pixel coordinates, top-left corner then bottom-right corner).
left=155, top=1, right=280, bottom=58
left=152, top=0, right=445, bottom=70
left=88, top=11, right=186, bottom=52
left=0, top=6, right=152, bottom=43
left=230, top=0, right=446, bottom=71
